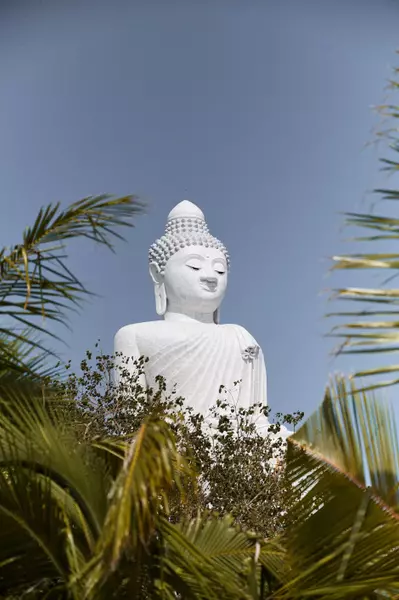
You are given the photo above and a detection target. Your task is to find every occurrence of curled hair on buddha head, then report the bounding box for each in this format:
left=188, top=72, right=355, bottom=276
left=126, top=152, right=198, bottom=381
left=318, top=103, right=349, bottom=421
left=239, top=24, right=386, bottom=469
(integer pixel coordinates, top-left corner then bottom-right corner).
left=148, top=200, right=230, bottom=274
left=148, top=200, right=230, bottom=323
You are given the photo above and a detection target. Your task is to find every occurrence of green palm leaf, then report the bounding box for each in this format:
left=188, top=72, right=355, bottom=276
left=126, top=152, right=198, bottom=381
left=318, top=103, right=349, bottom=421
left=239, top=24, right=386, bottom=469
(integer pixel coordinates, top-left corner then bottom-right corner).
left=293, top=377, right=399, bottom=506
left=0, top=194, right=144, bottom=378
left=278, top=377, right=399, bottom=599
left=0, top=384, right=117, bottom=598
left=0, top=328, right=62, bottom=380
left=159, top=514, right=259, bottom=599
left=77, top=418, right=260, bottom=600
left=0, top=379, right=253, bottom=599
left=81, top=417, right=192, bottom=597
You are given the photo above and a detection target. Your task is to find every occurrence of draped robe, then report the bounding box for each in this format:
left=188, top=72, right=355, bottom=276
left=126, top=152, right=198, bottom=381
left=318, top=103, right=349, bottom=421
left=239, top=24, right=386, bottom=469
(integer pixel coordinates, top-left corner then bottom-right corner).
left=114, top=321, right=268, bottom=425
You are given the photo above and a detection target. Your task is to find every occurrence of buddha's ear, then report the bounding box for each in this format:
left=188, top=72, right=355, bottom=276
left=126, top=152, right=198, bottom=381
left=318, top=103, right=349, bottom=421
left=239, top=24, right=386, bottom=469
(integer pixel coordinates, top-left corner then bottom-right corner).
left=149, top=262, right=163, bottom=285
left=149, top=262, right=167, bottom=316
left=213, top=307, right=220, bottom=324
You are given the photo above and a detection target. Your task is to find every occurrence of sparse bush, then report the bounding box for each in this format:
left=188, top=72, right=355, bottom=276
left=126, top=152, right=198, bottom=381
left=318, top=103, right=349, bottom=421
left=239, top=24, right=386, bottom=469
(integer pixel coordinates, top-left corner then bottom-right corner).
left=51, top=345, right=303, bottom=538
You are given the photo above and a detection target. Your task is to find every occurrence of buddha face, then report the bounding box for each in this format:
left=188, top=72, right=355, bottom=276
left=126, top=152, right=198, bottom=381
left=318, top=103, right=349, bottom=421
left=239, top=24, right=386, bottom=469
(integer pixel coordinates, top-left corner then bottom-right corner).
left=161, top=245, right=228, bottom=315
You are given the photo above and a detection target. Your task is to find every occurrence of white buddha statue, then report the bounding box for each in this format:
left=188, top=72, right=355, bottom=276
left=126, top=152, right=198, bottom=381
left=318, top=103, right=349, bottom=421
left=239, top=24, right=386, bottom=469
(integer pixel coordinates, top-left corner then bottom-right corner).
left=114, top=200, right=273, bottom=431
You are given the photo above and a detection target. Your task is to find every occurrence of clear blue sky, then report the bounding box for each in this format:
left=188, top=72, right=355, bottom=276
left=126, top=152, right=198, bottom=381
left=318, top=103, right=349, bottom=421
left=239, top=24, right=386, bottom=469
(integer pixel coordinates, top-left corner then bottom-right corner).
left=1, top=0, right=399, bottom=418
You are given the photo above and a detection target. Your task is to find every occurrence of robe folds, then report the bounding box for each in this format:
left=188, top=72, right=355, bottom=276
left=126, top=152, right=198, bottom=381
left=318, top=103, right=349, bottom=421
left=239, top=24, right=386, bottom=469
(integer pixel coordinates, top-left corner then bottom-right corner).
left=114, top=321, right=268, bottom=423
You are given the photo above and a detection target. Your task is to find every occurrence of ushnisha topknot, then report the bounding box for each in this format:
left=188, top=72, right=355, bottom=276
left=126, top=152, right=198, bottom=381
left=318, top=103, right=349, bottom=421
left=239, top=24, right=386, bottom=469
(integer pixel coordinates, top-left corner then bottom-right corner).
left=148, top=200, right=230, bottom=274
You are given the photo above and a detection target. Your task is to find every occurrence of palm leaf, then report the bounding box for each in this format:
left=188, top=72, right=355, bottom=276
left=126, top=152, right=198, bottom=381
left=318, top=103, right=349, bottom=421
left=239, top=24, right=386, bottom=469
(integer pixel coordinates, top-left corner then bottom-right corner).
left=328, top=60, right=399, bottom=390
left=293, top=377, right=399, bottom=506
left=81, top=417, right=192, bottom=597
left=0, top=384, right=118, bottom=598
left=0, top=328, right=62, bottom=380
left=0, top=365, right=261, bottom=598
left=0, top=195, right=144, bottom=378
left=80, top=420, right=261, bottom=599
left=159, top=514, right=259, bottom=599
left=277, top=377, right=399, bottom=598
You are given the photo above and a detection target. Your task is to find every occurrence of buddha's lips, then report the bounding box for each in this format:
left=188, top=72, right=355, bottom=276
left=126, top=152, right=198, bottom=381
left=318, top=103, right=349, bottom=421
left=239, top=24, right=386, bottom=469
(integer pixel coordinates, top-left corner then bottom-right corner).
left=200, top=283, right=217, bottom=292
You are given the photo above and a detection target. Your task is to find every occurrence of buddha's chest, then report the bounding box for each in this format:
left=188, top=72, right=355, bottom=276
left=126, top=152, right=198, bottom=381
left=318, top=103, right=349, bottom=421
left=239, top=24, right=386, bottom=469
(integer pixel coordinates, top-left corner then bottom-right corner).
left=127, top=322, right=265, bottom=414
left=136, top=322, right=256, bottom=362
left=134, top=323, right=261, bottom=399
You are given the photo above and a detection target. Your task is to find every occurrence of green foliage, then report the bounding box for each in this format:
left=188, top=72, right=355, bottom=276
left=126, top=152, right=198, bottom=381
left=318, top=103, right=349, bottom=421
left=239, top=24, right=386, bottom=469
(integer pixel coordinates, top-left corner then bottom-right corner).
left=0, top=194, right=144, bottom=379
left=280, top=378, right=399, bottom=599
left=0, top=383, right=266, bottom=599
left=51, top=347, right=303, bottom=540
left=49, top=350, right=399, bottom=598
left=7, top=364, right=398, bottom=599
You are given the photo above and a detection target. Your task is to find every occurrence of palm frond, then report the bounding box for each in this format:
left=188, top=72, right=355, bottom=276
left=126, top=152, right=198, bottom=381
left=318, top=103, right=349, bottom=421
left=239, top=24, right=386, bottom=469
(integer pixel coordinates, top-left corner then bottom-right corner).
left=0, top=195, right=144, bottom=378
left=293, top=377, right=399, bottom=507
left=81, top=417, right=192, bottom=596
left=157, top=514, right=258, bottom=599
left=0, top=383, right=117, bottom=598
left=328, top=59, right=399, bottom=390
left=278, top=377, right=399, bottom=598
left=0, top=328, right=63, bottom=380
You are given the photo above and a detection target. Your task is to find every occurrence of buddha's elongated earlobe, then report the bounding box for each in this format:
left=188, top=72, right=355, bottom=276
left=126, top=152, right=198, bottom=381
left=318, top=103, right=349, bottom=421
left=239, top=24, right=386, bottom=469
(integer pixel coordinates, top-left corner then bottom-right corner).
left=155, top=284, right=167, bottom=315
left=149, top=262, right=167, bottom=316
left=213, top=308, right=220, bottom=324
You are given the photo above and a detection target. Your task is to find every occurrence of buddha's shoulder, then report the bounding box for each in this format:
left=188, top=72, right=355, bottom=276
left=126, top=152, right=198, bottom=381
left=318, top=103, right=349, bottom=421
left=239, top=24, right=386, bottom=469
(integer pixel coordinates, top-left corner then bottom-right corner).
left=222, top=323, right=259, bottom=345
left=115, top=321, right=260, bottom=347
left=115, top=321, right=165, bottom=339
left=116, top=321, right=159, bottom=337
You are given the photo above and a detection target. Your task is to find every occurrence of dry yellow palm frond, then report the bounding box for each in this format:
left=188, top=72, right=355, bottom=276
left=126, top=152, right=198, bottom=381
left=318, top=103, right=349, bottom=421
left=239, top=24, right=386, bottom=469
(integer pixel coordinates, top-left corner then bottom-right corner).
left=276, top=377, right=399, bottom=599
left=328, top=61, right=399, bottom=391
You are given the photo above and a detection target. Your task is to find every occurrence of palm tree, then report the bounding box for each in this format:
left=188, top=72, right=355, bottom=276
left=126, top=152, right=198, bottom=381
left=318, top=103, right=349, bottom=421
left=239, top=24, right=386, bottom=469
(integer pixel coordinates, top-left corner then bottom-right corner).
left=0, top=382, right=265, bottom=599
left=4, top=373, right=399, bottom=597
left=277, top=378, right=399, bottom=599
left=0, top=194, right=144, bottom=380
left=328, top=56, right=399, bottom=391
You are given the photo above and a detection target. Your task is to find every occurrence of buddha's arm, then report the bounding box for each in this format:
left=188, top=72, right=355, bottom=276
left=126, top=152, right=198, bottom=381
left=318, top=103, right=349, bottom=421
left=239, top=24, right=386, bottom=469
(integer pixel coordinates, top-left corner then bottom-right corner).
left=113, top=325, right=147, bottom=391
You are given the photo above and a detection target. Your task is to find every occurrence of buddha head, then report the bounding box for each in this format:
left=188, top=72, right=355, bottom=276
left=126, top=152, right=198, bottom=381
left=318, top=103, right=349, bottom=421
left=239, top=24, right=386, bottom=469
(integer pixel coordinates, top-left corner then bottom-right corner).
left=148, top=201, right=230, bottom=323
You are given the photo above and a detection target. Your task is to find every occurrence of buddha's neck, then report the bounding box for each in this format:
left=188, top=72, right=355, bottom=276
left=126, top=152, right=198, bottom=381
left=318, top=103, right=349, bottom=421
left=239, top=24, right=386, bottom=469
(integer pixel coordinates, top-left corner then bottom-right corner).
left=164, top=308, right=215, bottom=324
